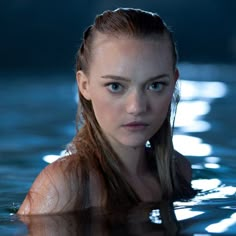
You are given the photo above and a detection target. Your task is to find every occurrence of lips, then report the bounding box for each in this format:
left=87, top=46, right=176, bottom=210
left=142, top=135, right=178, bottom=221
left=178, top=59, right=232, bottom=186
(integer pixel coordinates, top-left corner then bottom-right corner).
left=122, top=121, right=149, bottom=130
left=123, top=121, right=148, bottom=127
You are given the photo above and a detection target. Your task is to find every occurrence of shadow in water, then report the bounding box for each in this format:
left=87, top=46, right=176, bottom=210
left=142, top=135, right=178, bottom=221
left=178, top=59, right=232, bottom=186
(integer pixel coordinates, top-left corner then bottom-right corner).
left=18, top=201, right=179, bottom=236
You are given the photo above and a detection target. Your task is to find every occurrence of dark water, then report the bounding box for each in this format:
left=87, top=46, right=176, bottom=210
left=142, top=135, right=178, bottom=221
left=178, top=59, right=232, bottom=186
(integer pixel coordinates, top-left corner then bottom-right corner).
left=1, top=64, right=236, bottom=235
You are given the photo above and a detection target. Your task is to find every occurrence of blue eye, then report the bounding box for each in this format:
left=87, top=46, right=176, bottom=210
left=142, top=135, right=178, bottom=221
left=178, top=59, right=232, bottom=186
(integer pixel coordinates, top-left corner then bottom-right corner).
left=106, top=82, right=123, bottom=93
left=148, top=82, right=165, bottom=92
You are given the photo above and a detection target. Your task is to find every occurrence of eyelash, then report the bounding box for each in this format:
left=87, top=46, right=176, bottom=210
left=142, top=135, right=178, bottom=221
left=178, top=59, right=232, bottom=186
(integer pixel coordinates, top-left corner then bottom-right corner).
left=105, top=82, right=123, bottom=93
left=105, top=81, right=168, bottom=94
left=147, top=81, right=167, bottom=92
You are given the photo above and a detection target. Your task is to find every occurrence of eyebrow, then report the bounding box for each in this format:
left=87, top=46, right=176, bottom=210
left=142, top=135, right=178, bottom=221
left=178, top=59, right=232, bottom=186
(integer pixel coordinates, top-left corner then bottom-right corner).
left=101, top=74, right=170, bottom=82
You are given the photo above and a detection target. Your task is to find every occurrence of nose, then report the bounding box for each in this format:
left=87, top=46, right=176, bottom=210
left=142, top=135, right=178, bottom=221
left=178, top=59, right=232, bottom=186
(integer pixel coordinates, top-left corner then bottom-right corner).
left=125, top=89, right=148, bottom=115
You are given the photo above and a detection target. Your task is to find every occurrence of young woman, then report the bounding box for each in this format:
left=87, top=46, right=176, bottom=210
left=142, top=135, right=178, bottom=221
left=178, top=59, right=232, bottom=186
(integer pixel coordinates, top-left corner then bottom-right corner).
left=18, top=8, right=196, bottom=215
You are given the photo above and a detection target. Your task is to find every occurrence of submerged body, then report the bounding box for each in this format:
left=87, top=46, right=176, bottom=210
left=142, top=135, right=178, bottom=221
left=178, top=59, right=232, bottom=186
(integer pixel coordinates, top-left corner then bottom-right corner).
left=18, top=151, right=191, bottom=215
left=18, top=8, right=195, bottom=215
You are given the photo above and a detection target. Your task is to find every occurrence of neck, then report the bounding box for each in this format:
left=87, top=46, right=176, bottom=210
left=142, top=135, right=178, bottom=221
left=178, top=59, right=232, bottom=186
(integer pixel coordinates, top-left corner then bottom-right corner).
left=111, top=143, right=148, bottom=176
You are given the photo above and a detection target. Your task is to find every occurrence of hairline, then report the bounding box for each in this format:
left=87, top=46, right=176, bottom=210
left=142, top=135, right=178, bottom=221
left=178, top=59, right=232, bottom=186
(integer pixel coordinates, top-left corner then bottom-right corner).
left=82, top=30, right=176, bottom=75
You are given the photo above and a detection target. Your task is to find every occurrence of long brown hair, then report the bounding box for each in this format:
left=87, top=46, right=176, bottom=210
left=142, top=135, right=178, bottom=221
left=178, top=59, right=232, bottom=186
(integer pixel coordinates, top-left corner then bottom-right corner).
left=69, top=8, right=192, bottom=209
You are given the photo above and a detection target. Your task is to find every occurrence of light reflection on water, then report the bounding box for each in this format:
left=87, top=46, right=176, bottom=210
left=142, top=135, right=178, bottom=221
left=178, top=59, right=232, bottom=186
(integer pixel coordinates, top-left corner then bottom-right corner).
left=40, top=66, right=236, bottom=234
left=175, top=101, right=211, bottom=132
left=1, top=63, right=236, bottom=235
left=167, top=65, right=236, bottom=234
left=173, top=79, right=227, bottom=157
left=40, top=65, right=236, bottom=234
left=170, top=67, right=236, bottom=233
left=174, top=178, right=236, bottom=234
left=205, top=213, right=236, bottom=234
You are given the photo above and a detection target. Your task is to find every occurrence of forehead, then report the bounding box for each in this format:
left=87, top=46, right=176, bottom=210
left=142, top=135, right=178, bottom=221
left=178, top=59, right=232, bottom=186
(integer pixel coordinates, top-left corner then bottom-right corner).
left=88, top=34, right=174, bottom=77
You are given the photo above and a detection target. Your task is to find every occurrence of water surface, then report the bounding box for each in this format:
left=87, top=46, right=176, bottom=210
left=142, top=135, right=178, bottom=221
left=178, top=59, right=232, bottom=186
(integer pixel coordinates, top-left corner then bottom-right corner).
left=1, top=64, right=236, bottom=235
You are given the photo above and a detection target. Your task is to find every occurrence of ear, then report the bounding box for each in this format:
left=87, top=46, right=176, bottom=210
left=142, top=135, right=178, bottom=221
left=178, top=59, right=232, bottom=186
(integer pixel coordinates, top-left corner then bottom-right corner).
left=174, top=68, right=179, bottom=82
left=76, top=71, right=91, bottom=100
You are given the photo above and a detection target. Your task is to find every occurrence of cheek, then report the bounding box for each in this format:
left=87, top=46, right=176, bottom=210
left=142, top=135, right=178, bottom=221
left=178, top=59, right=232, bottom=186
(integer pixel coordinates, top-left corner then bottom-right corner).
left=91, top=98, right=107, bottom=118
left=90, top=94, right=118, bottom=125
left=151, top=95, right=172, bottom=120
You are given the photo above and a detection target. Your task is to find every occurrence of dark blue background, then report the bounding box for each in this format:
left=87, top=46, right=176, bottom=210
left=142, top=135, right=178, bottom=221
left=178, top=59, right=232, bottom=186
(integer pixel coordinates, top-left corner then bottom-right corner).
left=0, top=0, right=235, bottom=74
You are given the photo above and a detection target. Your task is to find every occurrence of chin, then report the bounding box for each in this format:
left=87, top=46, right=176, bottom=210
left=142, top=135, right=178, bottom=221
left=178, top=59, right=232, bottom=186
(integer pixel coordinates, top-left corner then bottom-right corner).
left=119, top=138, right=147, bottom=148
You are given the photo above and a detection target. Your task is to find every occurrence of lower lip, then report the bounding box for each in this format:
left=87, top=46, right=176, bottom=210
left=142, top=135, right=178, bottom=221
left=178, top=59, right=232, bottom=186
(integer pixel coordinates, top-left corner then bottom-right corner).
left=122, top=124, right=149, bottom=131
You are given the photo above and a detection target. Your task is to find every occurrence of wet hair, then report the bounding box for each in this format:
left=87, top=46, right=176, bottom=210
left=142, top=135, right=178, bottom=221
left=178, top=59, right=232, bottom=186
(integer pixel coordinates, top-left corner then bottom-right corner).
left=69, top=8, right=195, bottom=209
left=76, top=8, right=178, bottom=73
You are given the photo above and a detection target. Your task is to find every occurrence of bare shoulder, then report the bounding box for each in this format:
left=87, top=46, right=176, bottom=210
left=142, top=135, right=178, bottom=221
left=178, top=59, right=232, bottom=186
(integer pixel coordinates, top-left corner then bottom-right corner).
left=174, top=150, right=192, bottom=183
left=17, top=154, right=80, bottom=215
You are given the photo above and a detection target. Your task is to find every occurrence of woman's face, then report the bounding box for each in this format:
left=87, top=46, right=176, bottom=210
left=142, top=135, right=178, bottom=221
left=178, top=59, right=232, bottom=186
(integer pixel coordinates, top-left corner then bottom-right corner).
left=78, top=35, right=178, bottom=150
